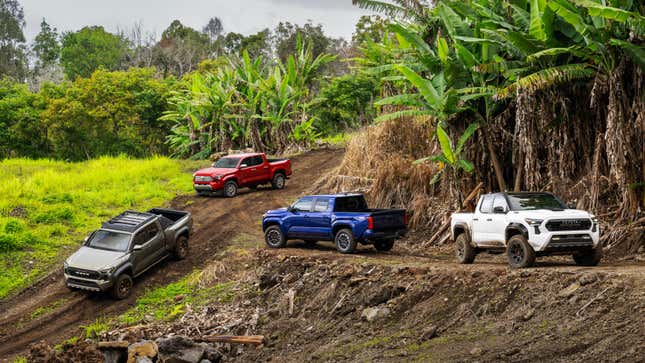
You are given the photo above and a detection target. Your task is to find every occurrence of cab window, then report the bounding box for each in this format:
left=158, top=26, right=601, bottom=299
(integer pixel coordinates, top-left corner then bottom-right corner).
left=479, top=195, right=494, bottom=213
left=240, top=157, right=253, bottom=168
left=313, top=198, right=331, bottom=212
left=292, top=197, right=313, bottom=212
left=492, top=196, right=509, bottom=212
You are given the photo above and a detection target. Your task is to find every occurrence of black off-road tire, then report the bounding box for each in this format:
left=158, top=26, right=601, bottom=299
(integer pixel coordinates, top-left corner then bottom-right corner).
left=374, top=239, right=394, bottom=252
left=455, top=233, right=476, bottom=264
left=573, top=246, right=603, bottom=266
left=265, top=225, right=287, bottom=248
left=174, top=235, right=189, bottom=260
left=224, top=180, right=238, bottom=197
left=271, top=173, right=286, bottom=190
left=506, top=235, right=536, bottom=269
left=111, top=274, right=133, bottom=300
left=335, top=229, right=357, bottom=254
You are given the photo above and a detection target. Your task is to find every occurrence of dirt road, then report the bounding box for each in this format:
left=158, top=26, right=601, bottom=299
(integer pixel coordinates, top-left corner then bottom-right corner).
left=0, top=148, right=344, bottom=361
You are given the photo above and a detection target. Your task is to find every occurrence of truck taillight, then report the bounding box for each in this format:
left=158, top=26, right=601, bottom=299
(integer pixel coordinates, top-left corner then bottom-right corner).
left=404, top=213, right=408, bottom=226
left=367, top=216, right=374, bottom=229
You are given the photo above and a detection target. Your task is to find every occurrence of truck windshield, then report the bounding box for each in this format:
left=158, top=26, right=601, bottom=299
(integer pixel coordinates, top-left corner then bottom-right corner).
left=506, top=193, right=567, bottom=211
left=86, top=230, right=131, bottom=252
left=213, top=157, right=240, bottom=168
left=334, top=196, right=368, bottom=212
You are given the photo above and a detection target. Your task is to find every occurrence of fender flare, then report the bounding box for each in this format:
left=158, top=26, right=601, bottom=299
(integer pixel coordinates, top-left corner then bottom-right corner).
left=452, top=223, right=474, bottom=245
left=176, top=227, right=190, bottom=239
left=112, top=263, right=134, bottom=282
left=505, top=223, right=528, bottom=242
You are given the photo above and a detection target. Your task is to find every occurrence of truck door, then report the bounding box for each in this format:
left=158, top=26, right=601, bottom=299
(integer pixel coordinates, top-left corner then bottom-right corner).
left=472, top=195, right=494, bottom=244
left=284, top=197, right=314, bottom=239
left=254, top=155, right=270, bottom=183
left=238, top=157, right=255, bottom=186
left=489, top=196, right=509, bottom=243
left=131, top=222, right=164, bottom=275
left=307, top=197, right=333, bottom=239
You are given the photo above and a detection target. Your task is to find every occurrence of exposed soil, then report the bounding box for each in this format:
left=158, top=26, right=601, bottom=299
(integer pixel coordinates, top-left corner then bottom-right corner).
left=2, top=147, right=645, bottom=362
left=0, top=148, right=345, bottom=361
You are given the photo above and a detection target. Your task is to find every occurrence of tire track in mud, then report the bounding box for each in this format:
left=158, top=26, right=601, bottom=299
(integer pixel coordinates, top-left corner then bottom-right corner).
left=0, top=148, right=345, bottom=361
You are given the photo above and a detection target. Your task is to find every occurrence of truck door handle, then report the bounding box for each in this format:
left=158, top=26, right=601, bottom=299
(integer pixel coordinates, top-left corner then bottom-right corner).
left=486, top=218, right=493, bottom=222
left=473, top=218, right=479, bottom=221
left=264, top=166, right=269, bottom=169
left=251, top=168, right=256, bottom=171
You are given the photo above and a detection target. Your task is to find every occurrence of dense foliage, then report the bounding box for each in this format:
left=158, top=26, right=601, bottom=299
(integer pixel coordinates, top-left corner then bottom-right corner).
left=0, top=68, right=174, bottom=160
left=353, top=0, right=644, bottom=219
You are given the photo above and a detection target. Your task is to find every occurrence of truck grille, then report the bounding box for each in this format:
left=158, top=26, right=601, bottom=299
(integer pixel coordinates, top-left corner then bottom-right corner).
left=67, top=268, right=100, bottom=279
left=545, top=219, right=592, bottom=231
left=194, top=176, right=212, bottom=182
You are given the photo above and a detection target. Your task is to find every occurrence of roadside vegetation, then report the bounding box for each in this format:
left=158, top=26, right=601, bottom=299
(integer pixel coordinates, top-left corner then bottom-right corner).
left=0, top=157, right=200, bottom=298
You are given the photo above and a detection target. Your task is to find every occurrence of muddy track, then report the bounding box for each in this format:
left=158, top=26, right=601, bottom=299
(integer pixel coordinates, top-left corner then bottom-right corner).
left=0, top=148, right=345, bottom=361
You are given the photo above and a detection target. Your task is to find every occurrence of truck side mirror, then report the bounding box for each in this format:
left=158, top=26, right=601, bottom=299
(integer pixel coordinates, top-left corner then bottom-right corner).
left=493, top=206, right=506, bottom=214
left=132, top=245, right=143, bottom=252
left=567, top=202, right=576, bottom=209
left=240, top=163, right=248, bottom=168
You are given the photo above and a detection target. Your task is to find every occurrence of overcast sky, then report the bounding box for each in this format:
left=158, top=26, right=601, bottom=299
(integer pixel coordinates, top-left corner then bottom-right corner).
left=19, top=0, right=373, bottom=42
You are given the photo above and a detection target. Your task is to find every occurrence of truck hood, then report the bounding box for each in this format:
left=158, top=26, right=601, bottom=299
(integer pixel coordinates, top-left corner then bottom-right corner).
left=264, top=207, right=288, bottom=217
left=66, top=246, right=127, bottom=271
left=508, top=209, right=592, bottom=219
left=194, top=167, right=236, bottom=177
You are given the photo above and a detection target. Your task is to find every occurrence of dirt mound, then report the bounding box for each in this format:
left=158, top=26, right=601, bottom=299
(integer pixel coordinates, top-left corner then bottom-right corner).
left=45, top=248, right=645, bottom=362
left=28, top=340, right=102, bottom=363
left=310, top=118, right=449, bottom=228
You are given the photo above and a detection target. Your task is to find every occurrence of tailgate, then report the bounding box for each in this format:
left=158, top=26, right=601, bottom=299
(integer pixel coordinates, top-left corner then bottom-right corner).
left=370, top=209, right=407, bottom=231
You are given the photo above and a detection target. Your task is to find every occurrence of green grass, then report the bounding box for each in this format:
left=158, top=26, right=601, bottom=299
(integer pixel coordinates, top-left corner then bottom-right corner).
left=82, top=317, right=111, bottom=339
left=119, top=272, right=235, bottom=325
left=30, top=297, right=69, bottom=320
left=0, top=156, right=205, bottom=299
left=319, top=132, right=352, bottom=146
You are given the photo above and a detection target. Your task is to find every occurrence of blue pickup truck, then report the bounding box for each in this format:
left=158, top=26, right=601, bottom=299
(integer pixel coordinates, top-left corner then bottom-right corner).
left=262, top=194, right=408, bottom=253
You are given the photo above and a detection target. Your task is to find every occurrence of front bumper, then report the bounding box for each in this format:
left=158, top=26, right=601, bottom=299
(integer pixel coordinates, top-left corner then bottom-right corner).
left=193, top=181, right=224, bottom=192
left=528, top=227, right=600, bottom=252
left=64, top=273, right=113, bottom=292
left=363, top=228, right=408, bottom=241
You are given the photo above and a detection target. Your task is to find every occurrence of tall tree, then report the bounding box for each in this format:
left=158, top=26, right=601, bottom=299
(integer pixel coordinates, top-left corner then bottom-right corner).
left=0, top=0, right=27, bottom=80
left=60, top=26, right=128, bottom=79
left=155, top=20, right=210, bottom=77
left=274, top=21, right=332, bottom=62
left=32, top=19, right=60, bottom=67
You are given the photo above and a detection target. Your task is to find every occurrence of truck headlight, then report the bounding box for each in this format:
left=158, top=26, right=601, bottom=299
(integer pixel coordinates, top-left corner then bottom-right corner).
left=98, top=266, right=116, bottom=280
left=524, top=218, right=543, bottom=226
left=213, top=175, right=221, bottom=181
left=591, top=215, right=598, bottom=224
left=63, top=261, right=69, bottom=273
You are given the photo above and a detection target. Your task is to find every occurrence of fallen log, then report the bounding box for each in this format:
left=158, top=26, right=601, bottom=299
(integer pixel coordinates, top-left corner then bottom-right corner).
left=426, top=183, right=484, bottom=246
left=197, top=335, right=267, bottom=346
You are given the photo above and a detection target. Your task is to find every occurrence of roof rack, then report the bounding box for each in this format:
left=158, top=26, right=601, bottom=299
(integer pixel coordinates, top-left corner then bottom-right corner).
left=102, top=210, right=156, bottom=232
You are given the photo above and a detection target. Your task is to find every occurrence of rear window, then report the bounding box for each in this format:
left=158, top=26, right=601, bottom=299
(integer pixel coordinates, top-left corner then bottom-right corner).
left=313, top=198, right=331, bottom=212
left=334, top=196, right=368, bottom=212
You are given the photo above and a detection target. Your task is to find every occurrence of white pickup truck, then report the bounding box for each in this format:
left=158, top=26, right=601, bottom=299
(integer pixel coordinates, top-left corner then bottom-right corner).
left=451, top=192, right=601, bottom=268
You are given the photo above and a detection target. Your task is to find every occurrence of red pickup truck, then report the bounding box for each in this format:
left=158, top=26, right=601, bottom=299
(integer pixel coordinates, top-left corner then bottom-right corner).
left=193, top=153, right=292, bottom=197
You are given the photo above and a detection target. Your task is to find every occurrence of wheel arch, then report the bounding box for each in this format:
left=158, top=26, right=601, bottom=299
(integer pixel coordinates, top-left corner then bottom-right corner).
left=505, top=223, right=528, bottom=243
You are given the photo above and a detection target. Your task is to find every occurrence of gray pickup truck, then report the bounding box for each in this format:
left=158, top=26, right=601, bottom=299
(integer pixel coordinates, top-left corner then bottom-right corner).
left=64, top=208, right=192, bottom=299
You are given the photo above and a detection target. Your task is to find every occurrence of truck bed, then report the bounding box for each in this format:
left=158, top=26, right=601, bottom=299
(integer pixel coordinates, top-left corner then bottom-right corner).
left=147, top=208, right=190, bottom=230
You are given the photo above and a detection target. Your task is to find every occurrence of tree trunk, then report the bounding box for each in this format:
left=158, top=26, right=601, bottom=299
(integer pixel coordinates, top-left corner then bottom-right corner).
left=482, top=127, right=507, bottom=192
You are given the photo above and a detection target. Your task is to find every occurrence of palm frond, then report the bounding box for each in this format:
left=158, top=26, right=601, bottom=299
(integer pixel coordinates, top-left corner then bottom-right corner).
left=495, top=63, right=595, bottom=99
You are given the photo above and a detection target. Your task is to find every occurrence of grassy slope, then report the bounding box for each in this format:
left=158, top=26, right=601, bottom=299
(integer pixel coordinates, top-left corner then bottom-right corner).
left=0, top=156, right=203, bottom=299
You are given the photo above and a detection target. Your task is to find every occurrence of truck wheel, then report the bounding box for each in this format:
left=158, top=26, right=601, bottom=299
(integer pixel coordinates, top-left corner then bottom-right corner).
left=506, top=235, right=536, bottom=269
left=111, top=274, right=133, bottom=300
left=374, top=239, right=394, bottom=252
left=573, top=246, right=603, bottom=266
left=174, top=235, right=189, bottom=260
left=335, top=229, right=357, bottom=254
left=265, top=226, right=287, bottom=248
left=271, top=173, right=286, bottom=190
left=224, top=181, right=238, bottom=197
left=455, top=233, right=476, bottom=264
